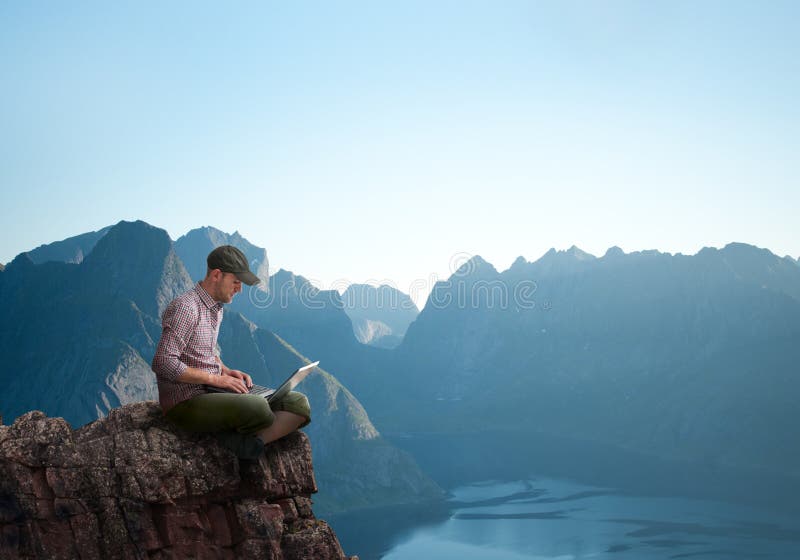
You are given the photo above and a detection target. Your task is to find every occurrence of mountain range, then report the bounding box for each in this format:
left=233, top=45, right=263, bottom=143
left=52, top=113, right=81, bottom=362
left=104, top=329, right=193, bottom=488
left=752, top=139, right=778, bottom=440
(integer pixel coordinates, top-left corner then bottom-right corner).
left=0, top=220, right=441, bottom=515
left=4, top=221, right=799, bottom=512
left=351, top=243, right=800, bottom=482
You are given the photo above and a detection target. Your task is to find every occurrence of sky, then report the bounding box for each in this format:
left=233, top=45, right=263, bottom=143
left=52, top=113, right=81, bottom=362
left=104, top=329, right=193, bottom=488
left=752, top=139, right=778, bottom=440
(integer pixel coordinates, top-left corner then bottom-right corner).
left=2, top=1, right=798, bottom=307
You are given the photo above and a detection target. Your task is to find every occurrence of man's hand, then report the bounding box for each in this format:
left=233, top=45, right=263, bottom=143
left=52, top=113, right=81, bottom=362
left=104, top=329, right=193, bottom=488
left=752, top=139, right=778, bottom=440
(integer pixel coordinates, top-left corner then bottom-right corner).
left=208, top=373, right=249, bottom=394
left=223, top=368, right=253, bottom=389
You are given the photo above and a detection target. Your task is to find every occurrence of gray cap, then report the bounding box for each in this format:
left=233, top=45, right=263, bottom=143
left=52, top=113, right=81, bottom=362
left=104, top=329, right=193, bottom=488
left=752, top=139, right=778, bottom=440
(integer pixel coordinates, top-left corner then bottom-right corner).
left=207, top=245, right=261, bottom=286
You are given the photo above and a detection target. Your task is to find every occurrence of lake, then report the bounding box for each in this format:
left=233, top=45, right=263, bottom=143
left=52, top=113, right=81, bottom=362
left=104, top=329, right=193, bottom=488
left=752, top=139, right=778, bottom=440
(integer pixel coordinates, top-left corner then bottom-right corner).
left=329, top=432, right=800, bottom=559
left=332, top=476, right=800, bottom=559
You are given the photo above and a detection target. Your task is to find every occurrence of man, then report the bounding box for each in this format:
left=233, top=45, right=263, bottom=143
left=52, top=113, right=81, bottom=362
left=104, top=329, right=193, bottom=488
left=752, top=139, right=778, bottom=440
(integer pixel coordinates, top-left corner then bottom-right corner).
left=151, top=245, right=311, bottom=452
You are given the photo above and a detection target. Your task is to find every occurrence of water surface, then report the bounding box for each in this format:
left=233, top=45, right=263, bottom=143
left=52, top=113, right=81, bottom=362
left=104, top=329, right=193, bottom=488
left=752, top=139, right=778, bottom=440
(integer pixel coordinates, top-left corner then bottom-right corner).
left=335, top=477, right=800, bottom=559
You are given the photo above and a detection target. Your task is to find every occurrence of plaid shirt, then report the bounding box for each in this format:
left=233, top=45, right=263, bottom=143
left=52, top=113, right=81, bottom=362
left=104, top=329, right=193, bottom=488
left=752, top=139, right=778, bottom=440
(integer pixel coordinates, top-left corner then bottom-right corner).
left=152, top=283, right=224, bottom=412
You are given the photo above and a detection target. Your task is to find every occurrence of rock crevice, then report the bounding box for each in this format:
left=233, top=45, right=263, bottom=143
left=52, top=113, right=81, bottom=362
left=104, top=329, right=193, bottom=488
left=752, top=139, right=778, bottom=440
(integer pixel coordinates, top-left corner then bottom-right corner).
left=0, top=402, right=355, bottom=559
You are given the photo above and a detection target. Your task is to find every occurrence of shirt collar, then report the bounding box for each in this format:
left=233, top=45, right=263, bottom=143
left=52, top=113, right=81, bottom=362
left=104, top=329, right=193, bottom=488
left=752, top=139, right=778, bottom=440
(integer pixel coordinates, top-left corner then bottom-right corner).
left=195, top=282, right=223, bottom=311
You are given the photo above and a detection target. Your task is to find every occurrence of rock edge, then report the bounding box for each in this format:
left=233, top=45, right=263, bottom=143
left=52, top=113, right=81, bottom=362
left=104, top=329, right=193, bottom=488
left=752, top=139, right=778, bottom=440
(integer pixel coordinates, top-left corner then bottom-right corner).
left=0, top=401, right=356, bottom=559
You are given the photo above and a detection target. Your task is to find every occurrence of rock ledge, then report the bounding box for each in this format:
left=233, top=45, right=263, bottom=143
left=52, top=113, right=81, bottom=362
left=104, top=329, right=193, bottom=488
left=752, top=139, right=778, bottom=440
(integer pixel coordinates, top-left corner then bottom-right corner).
left=0, top=401, right=356, bottom=559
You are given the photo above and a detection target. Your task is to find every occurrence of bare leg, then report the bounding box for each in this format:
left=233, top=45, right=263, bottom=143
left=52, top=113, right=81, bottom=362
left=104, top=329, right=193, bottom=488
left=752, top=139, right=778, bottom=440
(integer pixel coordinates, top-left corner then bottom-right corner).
left=256, top=411, right=306, bottom=445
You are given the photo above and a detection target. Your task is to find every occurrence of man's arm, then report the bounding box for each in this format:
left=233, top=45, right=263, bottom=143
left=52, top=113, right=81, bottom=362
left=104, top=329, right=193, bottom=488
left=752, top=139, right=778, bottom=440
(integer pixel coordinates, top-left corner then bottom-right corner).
left=152, top=300, right=195, bottom=383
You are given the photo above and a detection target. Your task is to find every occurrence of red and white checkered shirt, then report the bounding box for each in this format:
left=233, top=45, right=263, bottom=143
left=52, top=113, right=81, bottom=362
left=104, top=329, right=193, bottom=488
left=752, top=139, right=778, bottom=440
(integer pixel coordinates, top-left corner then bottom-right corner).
left=151, top=283, right=224, bottom=412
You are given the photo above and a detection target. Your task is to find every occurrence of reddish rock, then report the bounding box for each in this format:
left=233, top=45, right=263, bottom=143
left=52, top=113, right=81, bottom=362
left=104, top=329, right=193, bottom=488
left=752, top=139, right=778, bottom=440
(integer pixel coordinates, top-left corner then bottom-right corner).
left=0, top=402, right=357, bottom=559
left=282, top=519, right=348, bottom=560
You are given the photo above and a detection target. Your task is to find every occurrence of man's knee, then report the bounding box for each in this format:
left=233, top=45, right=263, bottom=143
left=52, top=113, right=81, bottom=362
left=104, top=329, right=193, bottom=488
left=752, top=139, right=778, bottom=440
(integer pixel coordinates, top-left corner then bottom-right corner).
left=274, top=391, right=311, bottom=427
left=239, top=395, right=275, bottom=433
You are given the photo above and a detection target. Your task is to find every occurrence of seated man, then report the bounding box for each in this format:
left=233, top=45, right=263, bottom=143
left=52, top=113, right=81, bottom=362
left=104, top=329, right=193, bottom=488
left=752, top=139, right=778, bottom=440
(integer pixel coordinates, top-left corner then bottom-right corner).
left=151, top=245, right=310, bottom=453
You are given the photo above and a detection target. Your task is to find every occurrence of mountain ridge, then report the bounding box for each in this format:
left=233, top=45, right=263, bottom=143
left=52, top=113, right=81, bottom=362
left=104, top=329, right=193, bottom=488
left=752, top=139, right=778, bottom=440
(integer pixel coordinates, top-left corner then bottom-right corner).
left=0, top=219, right=441, bottom=516
left=6, top=223, right=798, bottom=500
left=25, top=225, right=112, bottom=265
left=175, top=226, right=270, bottom=285
left=353, top=242, right=800, bottom=485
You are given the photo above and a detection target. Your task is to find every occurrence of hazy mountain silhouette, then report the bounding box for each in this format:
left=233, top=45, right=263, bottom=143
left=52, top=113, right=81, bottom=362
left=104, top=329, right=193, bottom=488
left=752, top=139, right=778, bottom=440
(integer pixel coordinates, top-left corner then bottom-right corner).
left=26, top=224, right=375, bottom=381
left=0, top=221, right=185, bottom=424
left=342, top=284, right=419, bottom=348
left=7, top=221, right=799, bottom=504
left=354, top=244, right=800, bottom=481
left=25, top=225, right=112, bottom=264
left=174, top=226, right=270, bottom=284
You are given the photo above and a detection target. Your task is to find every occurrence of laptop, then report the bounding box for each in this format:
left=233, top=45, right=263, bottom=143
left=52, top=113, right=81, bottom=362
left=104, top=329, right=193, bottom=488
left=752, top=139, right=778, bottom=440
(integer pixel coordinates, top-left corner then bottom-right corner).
left=205, top=361, right=319, bottom=404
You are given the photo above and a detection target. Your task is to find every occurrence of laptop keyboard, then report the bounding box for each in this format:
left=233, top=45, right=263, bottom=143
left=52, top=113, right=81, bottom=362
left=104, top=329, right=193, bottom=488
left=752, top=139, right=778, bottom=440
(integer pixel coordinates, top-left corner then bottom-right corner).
left=248, top=384, right=275, bottom=397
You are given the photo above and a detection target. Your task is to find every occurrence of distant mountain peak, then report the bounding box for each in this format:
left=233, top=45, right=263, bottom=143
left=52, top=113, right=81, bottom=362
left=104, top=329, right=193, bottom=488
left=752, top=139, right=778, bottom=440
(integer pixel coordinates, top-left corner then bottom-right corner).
left=629, top=248, right=666, bottom=258
left=694, top=249, right=718, bottom=265
left=344, top=282, right=412, bottom=296
left=83, top=220, right=170, bottom=264
left=604, top=246, right=626, bottom=258
left=198, top=225, right=223, bottom=233
left=539, top=248, right=557, bottom=259
left=535, top=246, right=596, bottom=264
left=503, top=255, right=531, bottom=274
left=273, top=268, right=300, bottom=282
left=82, top=220, right=193, bottom=317
left=451, top=255, right=498, bottom=278
left=181, top=225, right=234, bottom=249
left=271, top=268, right=317, bottom=292
left=694, top=243, right=781, bottom=264
left=720, top=242, right=775, bottom=259
left=174, top=227, right=269, bottom=286
left=25, top=225, right=112, bottom=265
left=722, top=241, right=759, bottom=251
left=566, top=245, right=595, bottom=260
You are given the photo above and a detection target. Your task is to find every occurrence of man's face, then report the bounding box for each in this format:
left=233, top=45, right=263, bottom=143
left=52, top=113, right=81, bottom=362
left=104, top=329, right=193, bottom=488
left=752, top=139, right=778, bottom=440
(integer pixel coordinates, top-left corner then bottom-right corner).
left=213, top=271, right=242, bottom=303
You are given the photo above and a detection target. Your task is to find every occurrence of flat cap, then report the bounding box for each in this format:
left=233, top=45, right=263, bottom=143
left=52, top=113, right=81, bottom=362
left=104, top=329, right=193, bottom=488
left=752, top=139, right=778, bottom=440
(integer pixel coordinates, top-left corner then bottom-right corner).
left=207, top=245, right=260, bottom=286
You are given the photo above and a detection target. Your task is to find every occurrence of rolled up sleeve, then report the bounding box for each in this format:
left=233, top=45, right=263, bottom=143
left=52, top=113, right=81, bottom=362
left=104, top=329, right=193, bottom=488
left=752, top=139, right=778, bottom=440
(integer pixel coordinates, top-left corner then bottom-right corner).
left=151, top=300, right=196, bottom=383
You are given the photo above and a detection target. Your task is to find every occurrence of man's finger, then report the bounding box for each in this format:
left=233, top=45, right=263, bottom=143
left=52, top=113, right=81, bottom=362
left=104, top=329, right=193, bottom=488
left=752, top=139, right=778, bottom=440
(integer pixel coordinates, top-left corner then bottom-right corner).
left=225, top=378, right=246, bottom=393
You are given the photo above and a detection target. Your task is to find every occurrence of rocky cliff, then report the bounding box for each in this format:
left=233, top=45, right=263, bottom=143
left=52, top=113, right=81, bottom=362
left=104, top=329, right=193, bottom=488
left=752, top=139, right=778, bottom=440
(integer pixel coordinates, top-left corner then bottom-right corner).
left=0, top=402, right=356, bottom=559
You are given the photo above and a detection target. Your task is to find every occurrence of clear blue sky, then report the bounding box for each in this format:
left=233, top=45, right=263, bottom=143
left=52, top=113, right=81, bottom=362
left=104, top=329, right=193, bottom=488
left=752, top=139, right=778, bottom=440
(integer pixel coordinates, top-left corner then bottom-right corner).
left=2, top=1, right=798, bottom=306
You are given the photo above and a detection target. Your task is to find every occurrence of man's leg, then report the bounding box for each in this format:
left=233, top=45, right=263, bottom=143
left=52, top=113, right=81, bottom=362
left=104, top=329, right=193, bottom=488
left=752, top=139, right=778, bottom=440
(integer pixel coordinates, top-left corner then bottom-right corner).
left=167, top=390, right=311, bottom=447
left=258, top=391, right=312, bottom=444
left=165, top=393, right=275, bottom=459
left=165, top=393, right=274, bottom=435
left=256, top=411, right=306, bottom=444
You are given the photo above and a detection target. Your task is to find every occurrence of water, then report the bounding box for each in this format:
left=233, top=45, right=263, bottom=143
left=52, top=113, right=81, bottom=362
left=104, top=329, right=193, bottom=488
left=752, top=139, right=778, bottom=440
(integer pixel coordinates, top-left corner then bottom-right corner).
left=335, top=477, right=800, bottom=559
left=329, top=431, right=800, bottom=559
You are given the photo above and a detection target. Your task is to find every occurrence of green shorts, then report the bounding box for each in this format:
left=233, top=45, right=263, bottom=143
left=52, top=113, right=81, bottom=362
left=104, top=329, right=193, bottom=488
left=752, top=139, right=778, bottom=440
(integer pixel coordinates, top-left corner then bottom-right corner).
left=165, top=391, right=311, bottom=436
